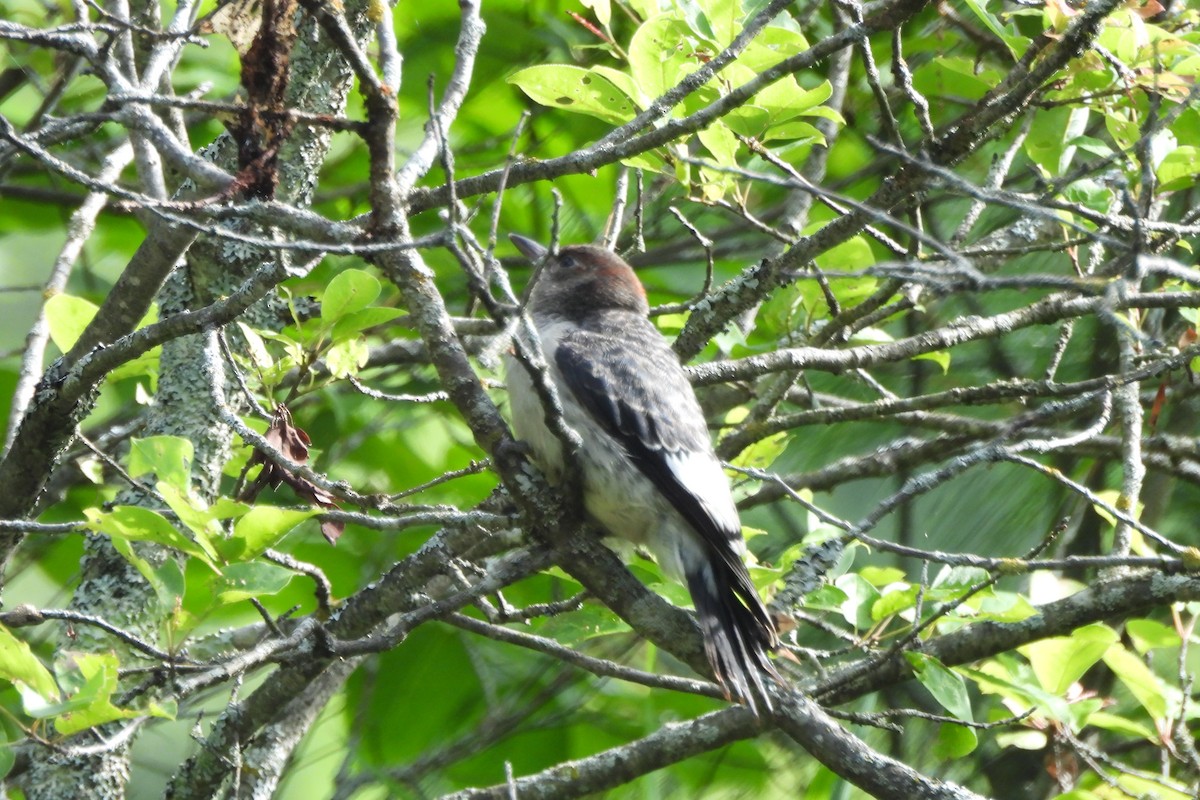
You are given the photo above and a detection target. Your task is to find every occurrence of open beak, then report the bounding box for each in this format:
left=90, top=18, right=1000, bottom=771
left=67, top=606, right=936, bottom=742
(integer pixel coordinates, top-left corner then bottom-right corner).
left=508, top=233, right=549, bottom=263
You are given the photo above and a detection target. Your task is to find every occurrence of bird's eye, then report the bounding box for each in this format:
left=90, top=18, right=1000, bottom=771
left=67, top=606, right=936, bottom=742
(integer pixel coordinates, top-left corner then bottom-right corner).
left=558, top=253, right=577, bottom=269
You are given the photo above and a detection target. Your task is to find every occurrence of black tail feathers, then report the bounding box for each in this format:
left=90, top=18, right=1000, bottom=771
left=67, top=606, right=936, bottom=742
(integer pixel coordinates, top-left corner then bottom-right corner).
left=686, top=561, right=780, bottom=716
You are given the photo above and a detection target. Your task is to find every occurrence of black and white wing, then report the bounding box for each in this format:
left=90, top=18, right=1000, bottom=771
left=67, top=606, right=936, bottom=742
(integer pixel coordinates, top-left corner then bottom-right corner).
left=554, top=316, right=778, bottom=709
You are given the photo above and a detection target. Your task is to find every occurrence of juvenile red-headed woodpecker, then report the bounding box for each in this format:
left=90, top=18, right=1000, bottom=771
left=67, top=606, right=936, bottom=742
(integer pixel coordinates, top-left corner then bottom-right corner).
left=505, top=234, right=779, bottom=713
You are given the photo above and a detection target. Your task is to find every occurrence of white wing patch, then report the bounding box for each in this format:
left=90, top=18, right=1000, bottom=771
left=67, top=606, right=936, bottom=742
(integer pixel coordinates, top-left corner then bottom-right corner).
left=662, top=450, right=744, bottom=549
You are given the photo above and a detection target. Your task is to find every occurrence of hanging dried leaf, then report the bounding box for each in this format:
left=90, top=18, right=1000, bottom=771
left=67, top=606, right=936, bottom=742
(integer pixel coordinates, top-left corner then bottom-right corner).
left=240, top=405, right=345, bottom=544
left=195, top=0, right=266, bottom=56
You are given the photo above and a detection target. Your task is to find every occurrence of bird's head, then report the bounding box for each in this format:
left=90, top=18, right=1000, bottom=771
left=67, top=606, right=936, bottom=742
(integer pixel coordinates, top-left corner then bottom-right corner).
left=510, top=234, right=649, bottom=320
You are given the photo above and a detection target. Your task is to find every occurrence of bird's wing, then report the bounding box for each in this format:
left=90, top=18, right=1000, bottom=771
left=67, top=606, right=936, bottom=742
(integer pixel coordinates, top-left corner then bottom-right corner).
left=553, top=322, right=749, bottom=581
left=556, top=320, right=779, bottom=709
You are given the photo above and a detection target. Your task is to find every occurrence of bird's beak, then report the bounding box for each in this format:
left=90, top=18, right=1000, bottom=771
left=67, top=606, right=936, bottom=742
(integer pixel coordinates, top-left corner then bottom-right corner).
left=509, top=233, right=548, bottom=263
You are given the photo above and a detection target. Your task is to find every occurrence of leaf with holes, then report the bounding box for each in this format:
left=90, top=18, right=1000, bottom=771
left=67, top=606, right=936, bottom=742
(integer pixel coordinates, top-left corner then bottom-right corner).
left=509, top=66, right=638, bottom=125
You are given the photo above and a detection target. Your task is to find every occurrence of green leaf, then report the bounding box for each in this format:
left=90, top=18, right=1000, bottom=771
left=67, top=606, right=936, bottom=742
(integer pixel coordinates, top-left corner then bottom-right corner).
left=1125, top=618, right=1180, bottom=654
left=127, top=435, right=195, bottom=493
left=762, top=119, right=824, bottom=144
left=1103, top=109, right=1140, bottom=155
left=1102, top=644, right=1168, bottom=720
left=0, top=725, right=13, bottom=780
left=786, top=232, right=879, bottom=318
left=77, top=456, right=105, bottom=485
left=677, top=0, right=716, bottom=41
left=85, top=506, right=220, bottom=572
left=44, top=295, right=158, bottom=382
left=111, top=537, right=185, bottom=610
left=1157, top=145, right=1200, bottom=192
left=211, top=561, right=294, bottom=603
left=325, top=337, right=370, bottom=379
left=1026, top=106, right=1090, bottom=176
left=907, top=652, right=974, bottom=722
left=760, top=79, right=832, bottom=123
left=697, top=124, right=738, bottom=168
left=629, top=14, right=701, bottom=100
left=224, top=506, right=317, bottom=561
left=724, top=105, right=771, bottom=137
left=728, top=431, right=788, bottom=472
left=1019, top=623, right=1117, bottom=694
left=802, top=583, right=849, bottom=612
left=933, top=722, right=977, bottom=758
left=108, top=341, right=160, bottom=385
left=872, top=584, right=919, bottom=622
left=859, top=566, right=906, bottom=587
left=1089, top=488, right=1142, bottom=528
left=958, top=0, right=1024, bottom=57
left=847, top=328, right=893, bottom=347
left=996, top=729, right=1047, bottom=751
left=914, top=350, right=951, bottom=374
left=624, top=0, right=657, bottom=17
left=740, top=25, right=809, bottom=71
left=211, top=496, right=252, bottom=520
left=834, top=574, right=880, bottom=630
left=0, top=625, right=59, bottom=703
left=330, top=307, right=403, bottom=342
left=1085, top=710, right=1156, bottom=740
left=1112, top=774, right=1193, bottom=800
left=914, top=57, right=1002, bottom=104
left=44, top=293, right=98, bottom=352
left=322, top=268, right=381, bottom=324
left=53, top=652, right=174, bottom=735
left=963, top=658, right=1072, bottom=723
left=812, top=233, right=874, bottom=271
left=257, top=328, right=306, bottom=365
left=977, top=591, right=1037, bottom=623
left=1067, top=135, right=1113, bottom=159
left=508, top=65, right=639, bottom=125
left=931, top=565, right=992, bottom=592
left=156, top=484, right=223, bottom=562
left=579, top=0, right=610, bottom=27
left=537, top=604, right=633, bottom=646
left=620, top=150, right=670, bottom=174
left=590, top=66, right=644, bottom=108
left=235, top=322, right=275, bottom=370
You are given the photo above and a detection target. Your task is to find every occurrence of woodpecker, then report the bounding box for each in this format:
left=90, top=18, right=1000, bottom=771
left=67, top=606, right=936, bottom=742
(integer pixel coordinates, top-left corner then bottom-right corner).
left=505, top=234, right=779, bottom=713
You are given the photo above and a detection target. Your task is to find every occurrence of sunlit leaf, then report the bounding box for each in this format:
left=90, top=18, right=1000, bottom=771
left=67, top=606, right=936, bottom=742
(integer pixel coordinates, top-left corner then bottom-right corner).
left=85, top=506, right=220, bottom=572
left=224, top=506, right=317, bottom=561
left=325, top=337, right=370, bottom=379
left=322, top=269, right=381, bottom=323
left=509, top=65, right=639, bottom=125
left=834, top=574, right=880, bottom=629
left=53, top=652, right=174, bottom=735
left=1157, top=145, right=1200, bottom=192
left=1125, top=619, right=1180, bottom=654
left=1102, top=644, right=1169, bottom=721
left=212, top=561, right=294, bottom=603
left=579, top=0, right=611, bottom=27
left=629, top=14, right=702, bottom=100
left=1019, top=624, right=1117, bottom=695
left=44, top=293, right=98, bottom=353
left=128, top=436, right=195, bottom=493
left=0, top=626, right=59, bottom=704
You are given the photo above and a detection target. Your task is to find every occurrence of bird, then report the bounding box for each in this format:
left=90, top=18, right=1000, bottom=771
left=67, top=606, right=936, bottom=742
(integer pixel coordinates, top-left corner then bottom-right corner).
left=505, top=233, right=780, bottom=713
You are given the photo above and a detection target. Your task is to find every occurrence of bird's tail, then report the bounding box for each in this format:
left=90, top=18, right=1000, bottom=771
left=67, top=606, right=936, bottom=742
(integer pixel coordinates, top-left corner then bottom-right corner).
left=686, top=560, right=780, bottom=716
